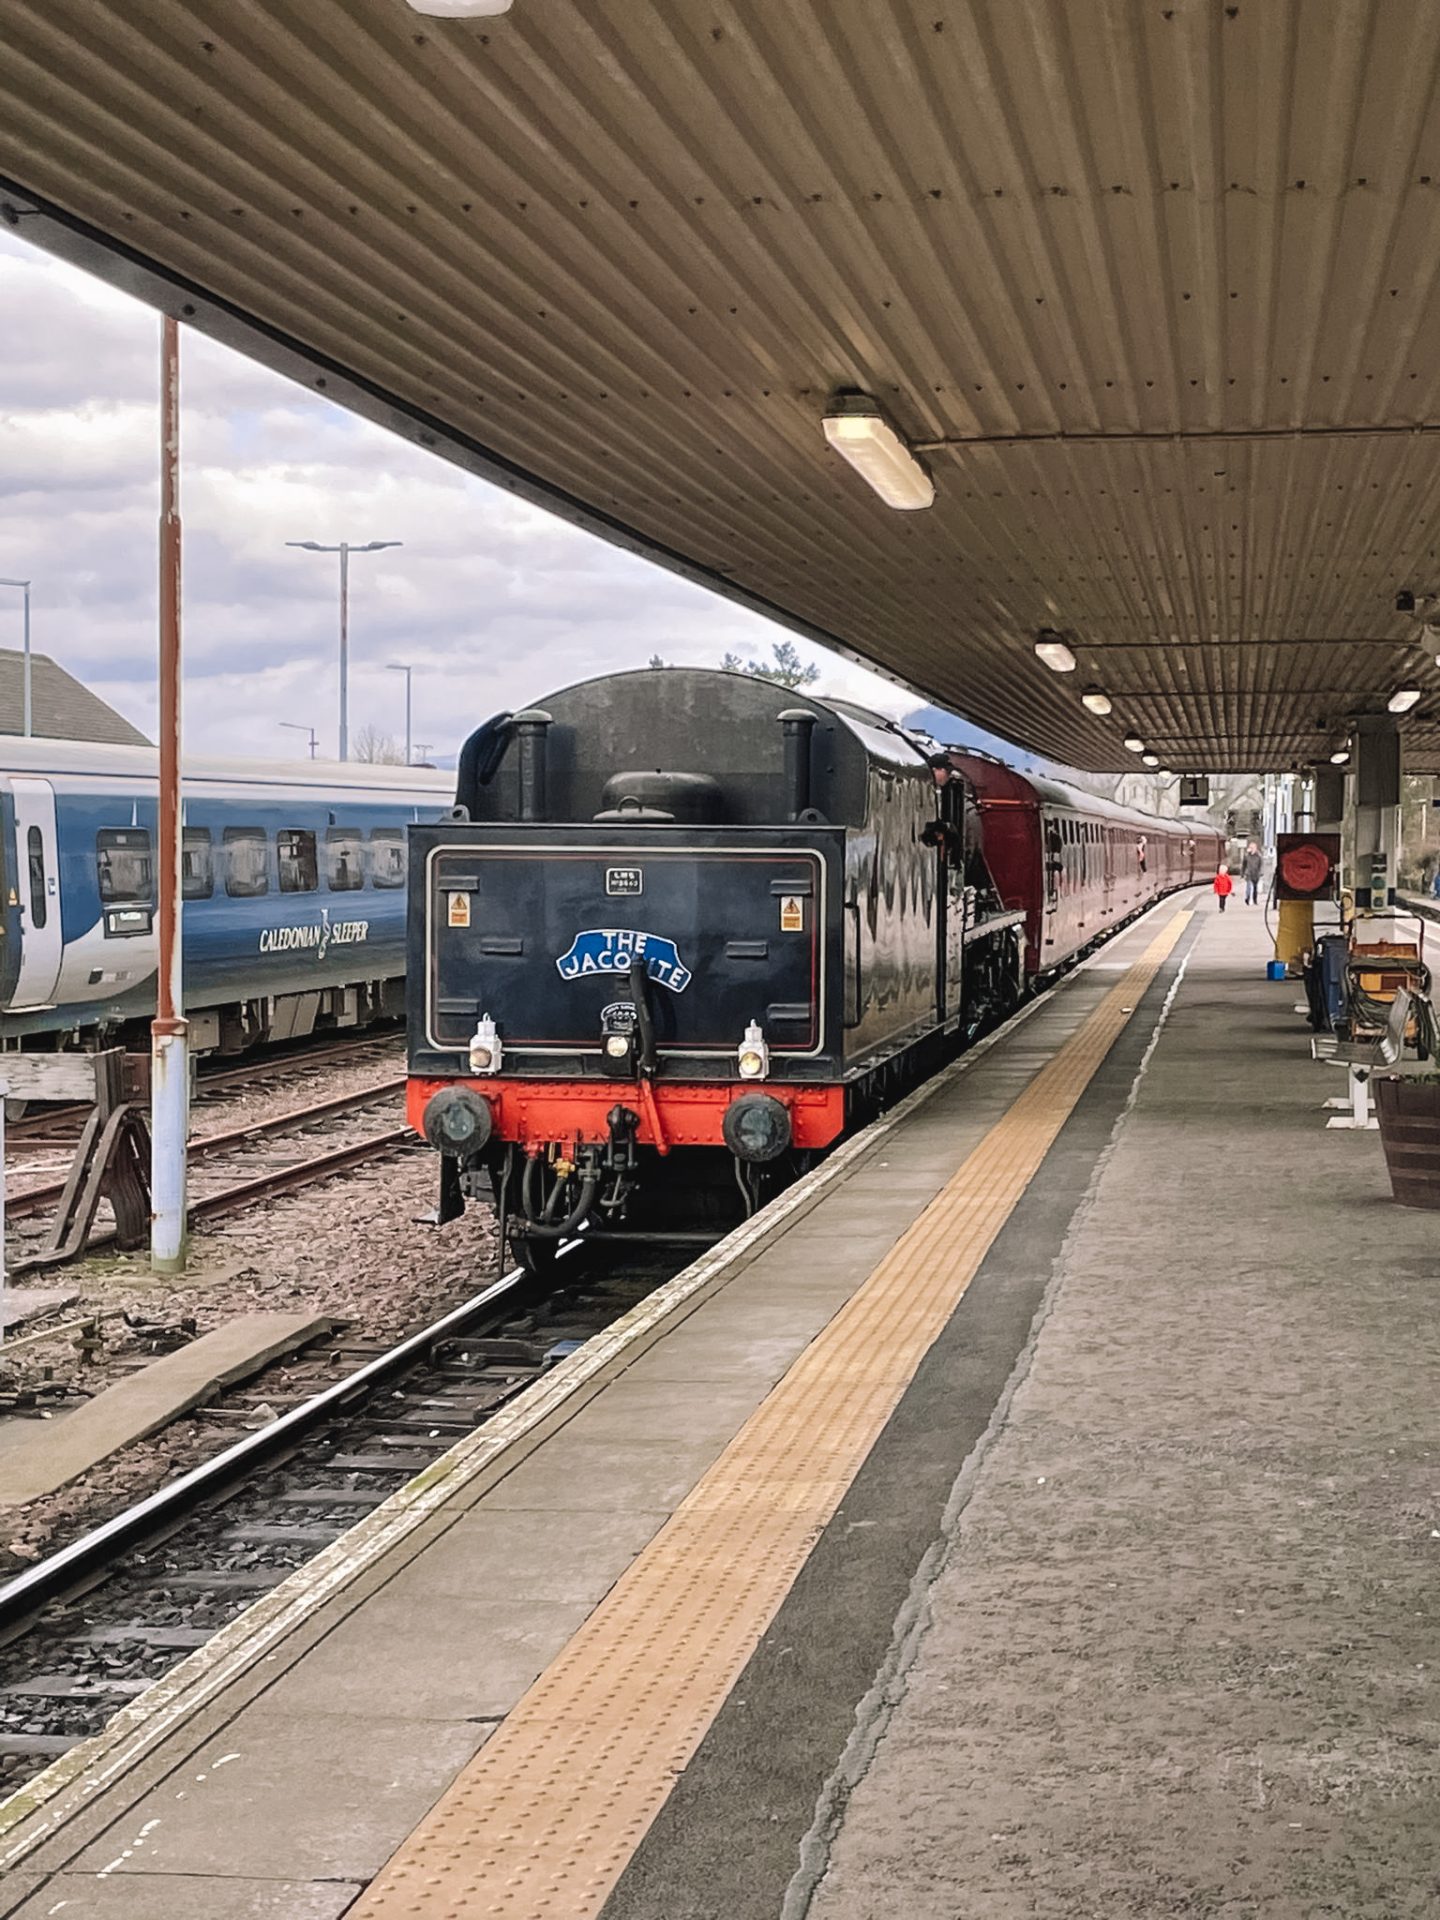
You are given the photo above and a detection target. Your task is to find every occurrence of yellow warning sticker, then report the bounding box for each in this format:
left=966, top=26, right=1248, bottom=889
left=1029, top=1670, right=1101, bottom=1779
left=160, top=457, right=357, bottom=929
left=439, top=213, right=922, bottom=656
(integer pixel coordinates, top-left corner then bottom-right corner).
left=779, top=894, right=804, bottom=932
left=448, top=893, right=471, bottom=929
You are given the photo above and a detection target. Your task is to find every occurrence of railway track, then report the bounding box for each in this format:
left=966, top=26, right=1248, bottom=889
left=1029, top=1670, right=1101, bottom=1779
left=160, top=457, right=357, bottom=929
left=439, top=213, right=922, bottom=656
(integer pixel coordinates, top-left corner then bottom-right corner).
left=3, top=1028, right=404, bottom=1145
left=0, top=1247, right=676, bottom=1793
left=4, top=1062, right=412, bottom=1272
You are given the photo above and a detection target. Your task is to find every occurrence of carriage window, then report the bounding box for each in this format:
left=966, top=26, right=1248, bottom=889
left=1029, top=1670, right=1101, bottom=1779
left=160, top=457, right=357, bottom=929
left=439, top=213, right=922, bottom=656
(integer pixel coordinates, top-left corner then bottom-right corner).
left=223, top=827, right=269, bottom=897
left=278, top=829, right=318, bottom=893
left=27, top=826, right=47, bottom=929
left=96, top=829, right=154, bottom=906
left=183, top=828, right=213, bottom=900
left=326, top=828, right=365, bottom=891
left=369, top=829, right=405, bottom=889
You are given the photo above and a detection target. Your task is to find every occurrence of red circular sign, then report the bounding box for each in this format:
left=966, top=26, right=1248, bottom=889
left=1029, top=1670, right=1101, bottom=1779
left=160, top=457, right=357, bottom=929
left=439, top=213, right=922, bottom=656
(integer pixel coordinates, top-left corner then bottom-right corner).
left=1279, top=842, right=1332, bottom=895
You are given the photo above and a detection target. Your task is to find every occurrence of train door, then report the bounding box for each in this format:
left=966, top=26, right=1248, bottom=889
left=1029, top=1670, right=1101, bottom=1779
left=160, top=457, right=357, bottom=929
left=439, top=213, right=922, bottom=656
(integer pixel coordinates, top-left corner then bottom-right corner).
left=1102, top=826, right=1115, bottom=917
left=9, top=776, right=63, bottom=1008
left=938, top=779, right=967, bottom=1024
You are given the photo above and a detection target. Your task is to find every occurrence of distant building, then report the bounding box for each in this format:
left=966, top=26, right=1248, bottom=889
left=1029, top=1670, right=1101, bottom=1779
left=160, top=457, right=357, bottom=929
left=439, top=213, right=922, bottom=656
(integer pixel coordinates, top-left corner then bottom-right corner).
left=0, top=648, right=150, bottom=747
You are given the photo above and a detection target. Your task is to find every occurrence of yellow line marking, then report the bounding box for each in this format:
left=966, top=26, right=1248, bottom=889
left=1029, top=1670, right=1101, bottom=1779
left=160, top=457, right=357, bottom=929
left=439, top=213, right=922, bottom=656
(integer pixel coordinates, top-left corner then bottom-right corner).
left=354, top=912, right=1191, bottom=1920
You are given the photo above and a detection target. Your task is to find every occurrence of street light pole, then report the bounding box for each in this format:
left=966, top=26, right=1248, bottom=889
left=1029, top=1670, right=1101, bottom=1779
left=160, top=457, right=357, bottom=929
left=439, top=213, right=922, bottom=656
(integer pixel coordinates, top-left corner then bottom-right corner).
left=387, top=663, right=414, bottom=765
left=285, top=539, right=401, bottom=760
left=0, top=579, right=32, bottom=737
left=279, top=721, right=319, bottom=759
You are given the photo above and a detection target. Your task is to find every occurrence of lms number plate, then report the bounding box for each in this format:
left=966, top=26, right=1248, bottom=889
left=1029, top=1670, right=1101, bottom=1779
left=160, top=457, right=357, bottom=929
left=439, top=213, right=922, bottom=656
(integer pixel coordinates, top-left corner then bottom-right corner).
left=606, top=867, right=643, bottom=896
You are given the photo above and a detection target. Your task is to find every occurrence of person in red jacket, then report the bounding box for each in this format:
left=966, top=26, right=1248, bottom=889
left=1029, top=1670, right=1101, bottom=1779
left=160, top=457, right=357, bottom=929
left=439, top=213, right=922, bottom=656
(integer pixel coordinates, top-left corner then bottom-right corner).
left=1213, top=864, right=1234, bottom=913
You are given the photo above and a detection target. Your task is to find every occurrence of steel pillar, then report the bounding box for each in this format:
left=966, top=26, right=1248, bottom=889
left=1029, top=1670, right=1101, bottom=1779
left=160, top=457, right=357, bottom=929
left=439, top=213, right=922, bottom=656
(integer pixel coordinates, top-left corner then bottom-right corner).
left=1352, top=715, right=1401, bottom=910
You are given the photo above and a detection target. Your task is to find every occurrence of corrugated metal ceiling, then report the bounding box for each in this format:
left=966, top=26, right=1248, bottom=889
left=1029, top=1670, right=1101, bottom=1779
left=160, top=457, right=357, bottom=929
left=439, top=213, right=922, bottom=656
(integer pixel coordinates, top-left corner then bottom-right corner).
left=3, top=0, right=1440, bottom=768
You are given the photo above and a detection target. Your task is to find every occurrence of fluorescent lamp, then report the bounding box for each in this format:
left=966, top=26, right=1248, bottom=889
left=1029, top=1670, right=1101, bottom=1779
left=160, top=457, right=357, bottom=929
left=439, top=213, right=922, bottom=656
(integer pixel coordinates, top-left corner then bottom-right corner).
left=1123, top=735, right=1145, bottom=753
left=408, top=1, right=512, bottom=13
left=1142, top=753, right=1159, bottom=767
left=1081, top=689, right=1112, bottom=716
left=822, top=393, right=934, bottom=510
left=1034, top=630, right=1076, bottom=673
left=1388, top=687, right=1422, bottom=713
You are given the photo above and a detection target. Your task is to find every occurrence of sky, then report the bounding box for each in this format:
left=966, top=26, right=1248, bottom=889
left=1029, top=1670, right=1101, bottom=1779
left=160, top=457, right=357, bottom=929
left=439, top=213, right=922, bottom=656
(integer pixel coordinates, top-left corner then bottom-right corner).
left=0, top=229, right=1016, bottom=768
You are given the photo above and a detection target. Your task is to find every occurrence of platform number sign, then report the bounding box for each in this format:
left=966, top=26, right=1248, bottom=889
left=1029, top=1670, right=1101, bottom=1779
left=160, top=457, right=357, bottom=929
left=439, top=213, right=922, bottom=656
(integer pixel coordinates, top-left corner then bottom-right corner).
left=606, top=867, right=643, bottom=897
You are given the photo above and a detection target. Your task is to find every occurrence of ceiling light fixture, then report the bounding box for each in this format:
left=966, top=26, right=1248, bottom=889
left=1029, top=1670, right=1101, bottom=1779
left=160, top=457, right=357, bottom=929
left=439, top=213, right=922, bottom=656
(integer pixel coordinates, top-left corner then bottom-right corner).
left=821, top=392, right=935, bottom=510
left=1081, top=688, right=1112, bottom=716
left=1034, top=629, right=1076, bottom=672
left=1329, top=741, right=1352, bottom=765
left=1388, top=687, right=1422, bottom=713
left=407, top=1, right=513, bottom=14
left=1123, top=734, right=1145, bottom=753
left=1141, top=753, right=1160, bottom=767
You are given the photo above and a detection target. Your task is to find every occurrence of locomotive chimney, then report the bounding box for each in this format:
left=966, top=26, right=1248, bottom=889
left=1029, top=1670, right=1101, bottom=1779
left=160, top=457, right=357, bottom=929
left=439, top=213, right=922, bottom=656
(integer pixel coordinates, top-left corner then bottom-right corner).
left=778, top=709, right=816, bottom=821
left=514, top=708, right=553, bottom=821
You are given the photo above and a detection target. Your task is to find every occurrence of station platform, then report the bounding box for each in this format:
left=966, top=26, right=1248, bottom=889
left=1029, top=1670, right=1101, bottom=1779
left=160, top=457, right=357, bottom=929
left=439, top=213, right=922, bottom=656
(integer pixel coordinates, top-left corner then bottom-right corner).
left=3, top=891, right=1438, bottom=1918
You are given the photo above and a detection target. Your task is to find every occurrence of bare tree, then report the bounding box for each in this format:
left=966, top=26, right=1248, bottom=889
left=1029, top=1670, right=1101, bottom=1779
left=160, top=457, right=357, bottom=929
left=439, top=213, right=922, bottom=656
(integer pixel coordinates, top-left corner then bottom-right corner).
left=352, top=723, right=405, bottom=764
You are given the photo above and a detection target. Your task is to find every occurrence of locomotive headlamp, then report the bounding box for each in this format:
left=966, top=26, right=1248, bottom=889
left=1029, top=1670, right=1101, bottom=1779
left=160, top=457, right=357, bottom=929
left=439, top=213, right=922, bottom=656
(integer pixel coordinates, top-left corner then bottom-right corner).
left=423, top=1086, right=493, bottom=1156
left=722, top=1093, right=792, bottom=1163
left=736, top=1020, right=770, bottom=1081
left=468, top=1014, right=502, bottom=1075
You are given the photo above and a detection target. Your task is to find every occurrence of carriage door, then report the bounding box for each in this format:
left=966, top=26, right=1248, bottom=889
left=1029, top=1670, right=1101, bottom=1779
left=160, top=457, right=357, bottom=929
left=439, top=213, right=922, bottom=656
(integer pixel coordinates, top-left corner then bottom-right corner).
left=9, top=777, right=63, bottom=1008
left=1103, top=826, right=1116, bottom=918
left=939, top=782, right=967, bottom=1024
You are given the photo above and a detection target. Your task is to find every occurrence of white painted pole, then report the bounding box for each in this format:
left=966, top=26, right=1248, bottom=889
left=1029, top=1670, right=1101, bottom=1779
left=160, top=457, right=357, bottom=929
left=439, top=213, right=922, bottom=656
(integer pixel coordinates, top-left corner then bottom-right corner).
left=1, top=1080, right=8, bottom=1346
left=151, top=314, right=189, bottom=1275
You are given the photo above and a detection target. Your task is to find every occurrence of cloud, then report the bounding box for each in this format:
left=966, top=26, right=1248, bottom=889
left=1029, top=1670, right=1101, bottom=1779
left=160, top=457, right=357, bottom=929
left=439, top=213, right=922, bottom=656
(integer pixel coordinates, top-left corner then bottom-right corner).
left=0, top=230, right=916, bottom=762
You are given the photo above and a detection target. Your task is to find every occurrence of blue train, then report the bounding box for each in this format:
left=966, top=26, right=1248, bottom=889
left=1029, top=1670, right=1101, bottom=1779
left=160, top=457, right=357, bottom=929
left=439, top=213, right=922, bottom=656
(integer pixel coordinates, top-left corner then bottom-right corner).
left=0, top=739, right=452, bottom=1054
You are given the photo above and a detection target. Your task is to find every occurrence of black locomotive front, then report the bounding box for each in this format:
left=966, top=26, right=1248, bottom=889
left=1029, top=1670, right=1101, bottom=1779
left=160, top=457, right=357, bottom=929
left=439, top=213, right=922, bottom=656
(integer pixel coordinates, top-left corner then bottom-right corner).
left=405, top=668, right=1017, bottom=1261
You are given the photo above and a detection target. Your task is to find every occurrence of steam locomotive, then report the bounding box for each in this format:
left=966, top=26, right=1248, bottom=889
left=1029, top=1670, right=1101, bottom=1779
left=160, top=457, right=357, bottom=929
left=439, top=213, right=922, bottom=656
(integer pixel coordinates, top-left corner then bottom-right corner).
left=405, top=668, right=1217, bottom=1266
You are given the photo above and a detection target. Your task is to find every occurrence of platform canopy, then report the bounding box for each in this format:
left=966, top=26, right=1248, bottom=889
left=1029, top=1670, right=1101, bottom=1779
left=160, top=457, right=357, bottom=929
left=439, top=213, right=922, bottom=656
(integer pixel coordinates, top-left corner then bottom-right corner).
left=4, top=1, right=1440, bottom=770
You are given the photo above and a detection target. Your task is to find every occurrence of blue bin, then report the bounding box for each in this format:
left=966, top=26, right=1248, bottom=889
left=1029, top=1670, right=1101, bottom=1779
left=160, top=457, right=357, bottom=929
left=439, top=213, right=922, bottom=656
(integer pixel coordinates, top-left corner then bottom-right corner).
left=1266, top=959, right=1288, bottom=982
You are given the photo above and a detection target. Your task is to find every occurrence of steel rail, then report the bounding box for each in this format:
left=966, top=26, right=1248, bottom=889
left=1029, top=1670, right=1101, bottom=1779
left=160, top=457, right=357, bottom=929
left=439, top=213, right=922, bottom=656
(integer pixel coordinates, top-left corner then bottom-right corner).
left=5, top=1032, right=403, bottom=1142
left=6, top=1080, right=406, bottom=1219
left=0, top=1257, right=561, bottom=1634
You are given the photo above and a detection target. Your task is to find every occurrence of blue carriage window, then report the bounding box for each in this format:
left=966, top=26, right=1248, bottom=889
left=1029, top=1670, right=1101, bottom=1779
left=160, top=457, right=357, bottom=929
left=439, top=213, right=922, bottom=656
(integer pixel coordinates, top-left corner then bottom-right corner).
left=326, top=828, right=364, bottom=891
left=96, top=829, right=153, bottom=905
left=278, top=829, right=318, bottom=893
left=369, top=829, right=405, bottom=888
left=27, top=826, right=47, bottom=929
left=223, top=827, right=269, bottom=897
left=183, top=828, right=213, bottom=900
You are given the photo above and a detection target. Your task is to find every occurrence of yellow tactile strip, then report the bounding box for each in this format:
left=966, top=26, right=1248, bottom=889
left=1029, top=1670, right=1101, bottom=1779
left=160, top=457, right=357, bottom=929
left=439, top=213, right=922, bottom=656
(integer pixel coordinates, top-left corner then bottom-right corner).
left=354, top=912, right=1191, bottom=1920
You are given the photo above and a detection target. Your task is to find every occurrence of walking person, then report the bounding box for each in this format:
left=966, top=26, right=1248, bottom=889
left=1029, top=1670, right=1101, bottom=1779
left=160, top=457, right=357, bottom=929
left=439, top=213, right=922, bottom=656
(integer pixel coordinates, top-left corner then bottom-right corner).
left=1213, top=864, right=1234, bottom=913
left=1241, top=840, right=1263, bottom=906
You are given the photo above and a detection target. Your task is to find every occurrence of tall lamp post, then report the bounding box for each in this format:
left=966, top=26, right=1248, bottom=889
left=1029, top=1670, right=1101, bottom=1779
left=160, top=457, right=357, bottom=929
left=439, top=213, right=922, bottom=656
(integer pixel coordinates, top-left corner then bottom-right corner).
left=0, top=579, right=32, bottom=737
left=387, top=663, right=414, bottom=765
left=280, top=721, right=319, bottom=759
left=285, top=540, right=401, bottom=760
